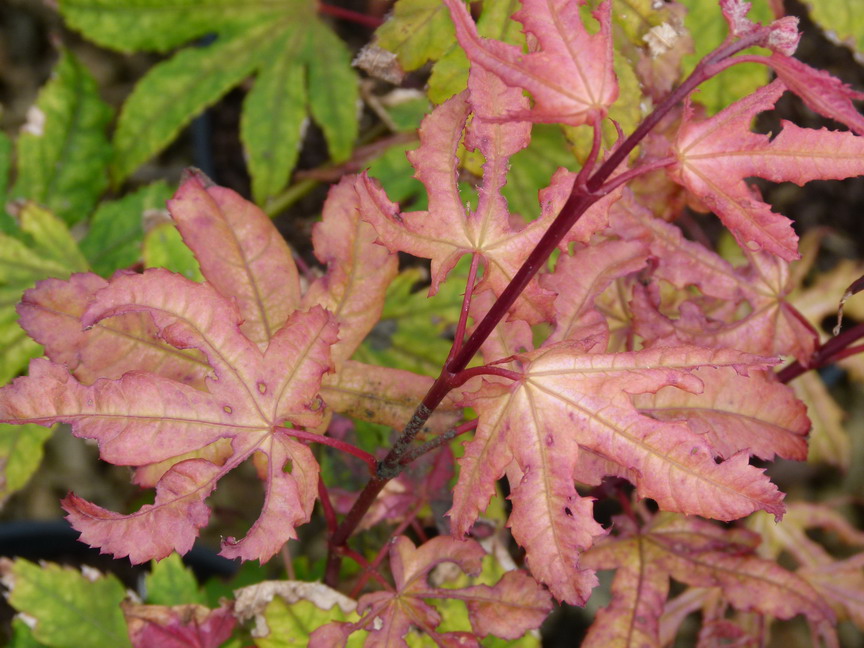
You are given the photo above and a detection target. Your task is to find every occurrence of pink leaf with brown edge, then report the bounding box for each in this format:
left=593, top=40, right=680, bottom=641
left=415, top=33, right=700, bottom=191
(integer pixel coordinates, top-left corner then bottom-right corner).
left=582, top=513, right=838, bottom=648
left=765, top=54, right=864, bottom=136
left=302, top=175, right=397, bottom=367
left=631, top=243, right=818, bottom=364
left=580, top=535, right=669, bottom=648
left=0, top=269, right=337, bottom=563
left=17, top=273, right=209, bottom=387
left=634, top=367, right=810, bottom=462
left=168, top=168, right=301, bottom=348
left=63, top=460, right=221, bottom=563
left=649, top=516, right=837, bottom=638
left=458, top=343, right=789, bottom=603
left=358, top=90, right=554, bottom=323
left=444, top=0, right=618, bottom=127
left=610, top=192, right=743, bottom=302
left=123, top=601, right=236, bottom=648
left=542, top=239, right=649, bottom=347
left=448, top=381, right=517, bottom=541
left=671, top=79, right=864, bottom=260
left=458, top=570, right=553, bottom=640
left=325, top=536, right=549, bottom=646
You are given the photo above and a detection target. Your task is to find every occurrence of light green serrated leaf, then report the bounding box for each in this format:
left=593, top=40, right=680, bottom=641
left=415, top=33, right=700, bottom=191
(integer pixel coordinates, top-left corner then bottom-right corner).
left=19, top=204, right=89, bottom=274
left=257, top=597, right=364, bottom=648
left=376, top=0, right=456, bottom=70
left=428, top=0, right=524, bottom=104
left=0, top=313, right=42, bottom=386
left=367, top=143, right=426, bottom=208
left=58, top=0, right=274, bottom=53
left=111, top=20, right=276, bottom=184
left=801, top=0, right=864, bottom=60
left=142, top=221, right=203, bottom=281
left=305, top=22, right=359, bottom=165
left=145, top=553, right=205, bottom=606
left=242, top=29, right=308, bottom=205
left=80, top=181, right=172, bottom=276
left=679, top=0, right=772, bottom=114
left=3, top=559, right=131, bottom=648
left=504, top=125, right=577, bottom=222
left=0, top=203, right=89, bottom=383
left=353, top=265, right=465, bottom=376
left=13, top=51, right=112, bottom=225
left=0, top=424, right=54, bottom=506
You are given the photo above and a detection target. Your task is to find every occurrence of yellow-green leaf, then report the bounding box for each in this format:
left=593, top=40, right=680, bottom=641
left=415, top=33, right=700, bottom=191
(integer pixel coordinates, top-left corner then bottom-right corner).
left=13, top=51, right=112, bottom=225
left=1, top=559, right=131, bottom=648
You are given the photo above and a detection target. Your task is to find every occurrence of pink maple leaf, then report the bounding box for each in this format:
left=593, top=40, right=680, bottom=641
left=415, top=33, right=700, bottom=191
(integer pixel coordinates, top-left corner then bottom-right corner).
left=452, top=343, right=786, bottom=604
left=443, top=0, right=618, bottom=126
left=310, top=536, right=552, bottom=647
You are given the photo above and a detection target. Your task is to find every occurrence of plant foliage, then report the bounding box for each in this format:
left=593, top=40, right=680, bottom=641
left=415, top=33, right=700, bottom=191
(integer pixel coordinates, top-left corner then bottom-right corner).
left=2, top=0, right=864, bottom=645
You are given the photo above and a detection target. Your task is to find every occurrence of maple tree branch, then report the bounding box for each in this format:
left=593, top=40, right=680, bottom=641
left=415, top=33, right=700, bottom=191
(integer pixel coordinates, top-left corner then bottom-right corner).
left=778, top=322, right=864, bottom=383
left=324, top=25, right=777, bottom=584
left=316, top=2, right=383, bottom=28
left=447, top=252, right=482, bottom=366
left=325, top=475, right=388, bottom=585
left=595, top=156, right=676, bottom=197
left=318, top=476, right=338, bottom=534
left=281, top=426, right=378, bottom=474
left=574, top=114, right=603, bottom=190
left=450, top=366, right=521, bottom=387
left=397, top=419, right=478, bottom=466
left=339, top=546, right=395, bottom=591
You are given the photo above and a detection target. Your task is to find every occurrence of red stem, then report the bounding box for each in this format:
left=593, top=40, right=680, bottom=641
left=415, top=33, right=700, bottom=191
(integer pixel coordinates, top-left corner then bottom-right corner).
left=447, top=253, right=482, bottom=366
left=317, top=2, right=383, bottom=28
left=778, top=322, right=864, bottom=383
left=324, top=26, right=775, bottom=587
left=281, top=426, right=377, bottom=474
left=340, top=546, right=394, bottom=591
left=450, top=365, right=522, bottom=388
left=318, top=476, right=338, bottom=534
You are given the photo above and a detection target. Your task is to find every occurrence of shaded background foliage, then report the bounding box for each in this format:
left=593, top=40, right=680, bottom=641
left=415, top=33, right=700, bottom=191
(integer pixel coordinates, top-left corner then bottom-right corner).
left=1, top=0, right=864, bottom=645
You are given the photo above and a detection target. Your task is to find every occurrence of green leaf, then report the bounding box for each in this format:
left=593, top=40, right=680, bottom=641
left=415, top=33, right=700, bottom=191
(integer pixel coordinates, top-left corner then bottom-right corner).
left=801, top=0, right=864, bottom=60
left=305, top=21, right=358, bottom=165
left=367, top=143, right=426, bottom=208
left=257, top=597, right=364, bottom=648
left=0, top=424, right=54, bottom=506
left=503, top=125, right=577, bottom=221
left=428, top=0, right=525, bottom=104
left=242, top=29, right=307, bottom=205
left=679, top=0, right=772, bottom=114
left=1, top=559, right=131, bottom=648
left=0, top=204, right=89, bottom=383
left=352, top=266, right=464, bottom=376
left=0, top=132, right=14, bottom=233
left=58, top=0, right=268, bottom=53
left=12, top=50, right=112, bottom=225
left=375, top=0, right=456, bottom=70
left=142, top=220, right=204, bottom=281
left=145, top=553, right=205, bottom=606
left=80, top=181, right=172, bottom=276
left=9, top=617, right=50, bottom=648
left=95, top=2, right=358, bottom=198
left=111, top=21, right=274, bottom=184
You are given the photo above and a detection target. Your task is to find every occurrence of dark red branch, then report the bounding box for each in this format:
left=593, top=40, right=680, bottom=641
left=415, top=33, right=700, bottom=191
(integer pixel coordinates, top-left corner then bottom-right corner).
left=317, top=2, right=383, bottom=28
left=324, top=25, right=775, bottom=584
